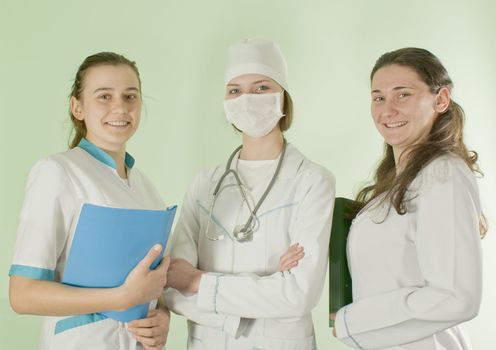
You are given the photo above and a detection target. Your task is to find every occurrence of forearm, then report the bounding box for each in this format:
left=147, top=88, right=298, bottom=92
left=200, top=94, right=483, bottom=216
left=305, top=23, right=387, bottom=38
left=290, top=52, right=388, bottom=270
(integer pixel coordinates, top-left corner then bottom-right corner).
left=9, top=276, right=129, bottom=316
left=163, top=287, right=240, bottom=336
left=335, top=286, right=480, bottom=349
left=197, top=269, right=325, bottom=319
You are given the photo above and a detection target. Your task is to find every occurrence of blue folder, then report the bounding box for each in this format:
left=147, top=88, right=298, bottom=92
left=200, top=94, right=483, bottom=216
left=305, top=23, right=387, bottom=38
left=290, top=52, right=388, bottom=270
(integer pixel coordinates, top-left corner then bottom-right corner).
left=62, top=203, right=177, bottom=322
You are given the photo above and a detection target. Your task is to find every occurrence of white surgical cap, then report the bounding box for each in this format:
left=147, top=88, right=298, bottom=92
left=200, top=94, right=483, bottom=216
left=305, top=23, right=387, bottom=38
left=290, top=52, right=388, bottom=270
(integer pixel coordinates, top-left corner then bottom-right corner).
left=224, top=39, right=289, bottom=91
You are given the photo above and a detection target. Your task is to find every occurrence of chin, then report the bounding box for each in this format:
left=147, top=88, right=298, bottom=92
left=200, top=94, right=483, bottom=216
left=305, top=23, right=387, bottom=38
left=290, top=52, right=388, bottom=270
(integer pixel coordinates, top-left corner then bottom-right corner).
left=384, top=138, right=405, bottom=148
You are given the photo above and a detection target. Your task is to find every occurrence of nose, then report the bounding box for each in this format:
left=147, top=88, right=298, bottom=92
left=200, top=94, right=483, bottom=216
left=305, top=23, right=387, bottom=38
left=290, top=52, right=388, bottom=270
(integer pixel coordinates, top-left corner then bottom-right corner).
left=111, top=99, right=128, bottom=115
left=381, top=99, right=398, bottom=119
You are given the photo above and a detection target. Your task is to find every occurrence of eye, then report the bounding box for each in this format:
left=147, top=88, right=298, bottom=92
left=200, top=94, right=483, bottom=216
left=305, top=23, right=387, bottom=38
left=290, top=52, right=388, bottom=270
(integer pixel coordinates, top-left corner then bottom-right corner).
left=398, top=92, right=411, bottom=99
left=126, top=94, right=138, bottom=101
left=228, top=88, right=240, bottom=95
left=98, top=94, right=111, bottom=101
left=372, top=96, right=384, bottom=103
left=255, top=85, right=270, bottom=93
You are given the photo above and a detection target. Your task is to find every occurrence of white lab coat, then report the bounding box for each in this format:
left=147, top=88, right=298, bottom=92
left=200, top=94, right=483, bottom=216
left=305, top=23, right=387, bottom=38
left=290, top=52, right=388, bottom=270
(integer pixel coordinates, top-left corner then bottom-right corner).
left=9, top=139, right=164, bottom=350
left=164, top=144, right=335, bottom=350
left=335, top=155, right=482, bottom=350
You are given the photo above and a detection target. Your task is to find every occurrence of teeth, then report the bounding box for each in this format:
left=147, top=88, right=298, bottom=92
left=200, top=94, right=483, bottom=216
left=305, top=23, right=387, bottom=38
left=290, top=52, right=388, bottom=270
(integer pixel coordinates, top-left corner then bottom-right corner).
left=106, top=121, right=129, bottom=126
left=385, top=121, right=407, bottom=128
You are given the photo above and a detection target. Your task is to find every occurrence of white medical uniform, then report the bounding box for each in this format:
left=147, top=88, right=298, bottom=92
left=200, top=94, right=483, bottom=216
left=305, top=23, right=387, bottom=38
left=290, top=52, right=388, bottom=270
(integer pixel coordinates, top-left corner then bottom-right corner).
left=335, top=155, right=482, bottom=350
left=9, top=139, right=164, bottom=350
left=164, top=144, right=335, bottom=350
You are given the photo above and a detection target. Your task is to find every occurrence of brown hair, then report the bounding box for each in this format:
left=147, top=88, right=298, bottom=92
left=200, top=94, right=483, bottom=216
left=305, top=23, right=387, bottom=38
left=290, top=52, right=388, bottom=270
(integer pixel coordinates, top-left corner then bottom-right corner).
left=355, top=47, right=486, bottom=237
left=279, top=90, right=293, bottom=132
left=68, top=52, right=141, bottom=148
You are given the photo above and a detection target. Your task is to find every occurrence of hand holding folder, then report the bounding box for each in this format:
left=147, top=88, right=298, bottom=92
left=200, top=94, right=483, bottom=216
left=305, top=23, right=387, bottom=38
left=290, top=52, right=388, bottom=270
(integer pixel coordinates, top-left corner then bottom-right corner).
left=62, top=203, right=177, bottom=322
left=119, top=243, right=170, bottom=309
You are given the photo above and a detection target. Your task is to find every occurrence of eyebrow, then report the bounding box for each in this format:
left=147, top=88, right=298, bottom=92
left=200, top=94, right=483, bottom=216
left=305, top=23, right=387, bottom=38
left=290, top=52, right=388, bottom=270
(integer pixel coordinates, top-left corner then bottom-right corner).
left=93, top=87, right=139, bottom=93
left=227, top=79, right=273, bottom=87
left=371, top=86, right=414, bottom=94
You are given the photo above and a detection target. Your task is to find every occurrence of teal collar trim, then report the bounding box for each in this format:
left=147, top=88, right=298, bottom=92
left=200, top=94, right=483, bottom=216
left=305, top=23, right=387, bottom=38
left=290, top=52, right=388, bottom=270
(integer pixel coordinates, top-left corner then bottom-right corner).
left=78, top=138, right=135, bottom=169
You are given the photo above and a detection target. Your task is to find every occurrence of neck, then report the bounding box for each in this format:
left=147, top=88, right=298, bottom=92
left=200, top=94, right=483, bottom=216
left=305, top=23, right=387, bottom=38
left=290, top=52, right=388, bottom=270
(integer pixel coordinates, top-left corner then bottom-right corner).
left=102, top=146, right=128, bottom=179
left=85, top=137, right=128, bottom=178
left=393, top=147, right=408, bottom=174
left=239, top=130, right=284, bottom=160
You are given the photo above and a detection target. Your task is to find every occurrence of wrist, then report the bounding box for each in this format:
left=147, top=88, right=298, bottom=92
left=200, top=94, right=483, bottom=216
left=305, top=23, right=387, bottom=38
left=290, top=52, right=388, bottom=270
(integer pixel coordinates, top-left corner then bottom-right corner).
left=191, top=270, right=204, bottom=293
left=114, top=285, right=132, bottom=311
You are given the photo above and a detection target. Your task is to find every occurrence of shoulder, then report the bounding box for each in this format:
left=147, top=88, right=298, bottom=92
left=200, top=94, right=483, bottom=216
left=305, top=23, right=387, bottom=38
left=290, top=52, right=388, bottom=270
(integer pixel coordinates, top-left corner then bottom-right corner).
left=31, top=147, right=94, bottom=174
left=421, top=154, right=475, bottom=182
left=189, top=157, right=229, bottom=186
left=178, top=164, right=224, bottom=200
left=24, top=150, right=80, bottom=196
left=288, top=144, right=336, bottom=186
left=413, top=154, right=478, bottom=193
left=28, top=150, right=76, bottom=178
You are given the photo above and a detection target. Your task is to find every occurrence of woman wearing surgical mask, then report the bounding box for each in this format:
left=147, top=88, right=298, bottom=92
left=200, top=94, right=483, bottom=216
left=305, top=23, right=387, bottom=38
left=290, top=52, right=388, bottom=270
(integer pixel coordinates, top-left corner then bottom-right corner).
left=164, top=39, right=335, bottom=349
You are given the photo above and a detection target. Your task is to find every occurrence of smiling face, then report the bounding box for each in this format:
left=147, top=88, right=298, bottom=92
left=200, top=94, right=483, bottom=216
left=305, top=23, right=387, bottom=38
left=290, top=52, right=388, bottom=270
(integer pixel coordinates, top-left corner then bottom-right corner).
left=370, top=64, right=448, bottom=162
left=70, top=64, right=141, bottom=152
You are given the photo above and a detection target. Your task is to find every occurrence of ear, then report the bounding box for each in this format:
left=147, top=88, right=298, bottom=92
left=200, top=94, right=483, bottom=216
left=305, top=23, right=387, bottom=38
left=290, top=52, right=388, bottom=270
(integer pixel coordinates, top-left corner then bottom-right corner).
left=70, top=96, right=83, bottom=120
left=434, top=87, right=451, bottom=113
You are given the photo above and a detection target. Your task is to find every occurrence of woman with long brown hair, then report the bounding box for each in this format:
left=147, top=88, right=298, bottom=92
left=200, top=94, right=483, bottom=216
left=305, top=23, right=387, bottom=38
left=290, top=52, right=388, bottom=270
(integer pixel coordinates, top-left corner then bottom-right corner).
left=331, top=48, right=485, bottom=349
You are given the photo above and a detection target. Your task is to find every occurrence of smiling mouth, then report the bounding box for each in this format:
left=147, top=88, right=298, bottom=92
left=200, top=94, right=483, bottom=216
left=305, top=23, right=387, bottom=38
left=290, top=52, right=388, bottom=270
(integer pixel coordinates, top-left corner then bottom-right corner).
left=385, top=121, right=408, bottom=128
left=105, top=121, right=131, bottom=127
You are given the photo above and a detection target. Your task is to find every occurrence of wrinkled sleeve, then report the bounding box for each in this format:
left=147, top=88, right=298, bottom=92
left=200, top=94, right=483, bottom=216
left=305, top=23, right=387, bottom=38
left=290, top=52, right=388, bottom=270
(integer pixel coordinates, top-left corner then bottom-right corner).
left=163, top=173, right=241, bottom=336
left=9, top=158, right=75, bottom=282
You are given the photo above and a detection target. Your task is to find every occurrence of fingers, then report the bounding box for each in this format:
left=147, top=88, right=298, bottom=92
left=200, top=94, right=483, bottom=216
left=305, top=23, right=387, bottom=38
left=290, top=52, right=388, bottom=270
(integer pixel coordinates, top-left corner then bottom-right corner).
left=282, top=259, right=300, bottom=270
left=132, top=333, right=166, bottom=349
left=129, top=325, right=162, bottom=337
left=278, top=244, right=305, bottom=271
left=283, top=243, right=300, bottom=256
left=155, top=256, right=170, bottom=273
left=128, top=310, right=158, bottom=328
left=147, top=308, right=159, bottom=318
left=329, top=313, right=337, bottom=337
left=284, top=244, right=305, bottom=261
left=129, top=308, right=169, bottom=329
left=138, top=244, right=163, bottom=271
left=128, top=309, right=169, bottom=349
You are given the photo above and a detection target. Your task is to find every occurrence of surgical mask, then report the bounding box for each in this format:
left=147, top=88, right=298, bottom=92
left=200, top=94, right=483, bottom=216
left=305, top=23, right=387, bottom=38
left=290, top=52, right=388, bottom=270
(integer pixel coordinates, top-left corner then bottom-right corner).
left=224, top=92, right=284, bottom=138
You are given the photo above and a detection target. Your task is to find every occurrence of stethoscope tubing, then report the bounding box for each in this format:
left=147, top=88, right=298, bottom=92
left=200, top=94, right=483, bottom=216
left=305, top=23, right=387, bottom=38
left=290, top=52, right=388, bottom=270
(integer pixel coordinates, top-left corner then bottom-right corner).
left=206, top=138, right=287, bottom=241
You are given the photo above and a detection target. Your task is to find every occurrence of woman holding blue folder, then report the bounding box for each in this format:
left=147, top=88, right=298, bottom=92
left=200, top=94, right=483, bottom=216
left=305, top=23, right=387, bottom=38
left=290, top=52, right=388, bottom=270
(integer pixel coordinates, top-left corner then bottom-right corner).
left=164, top=39, right=335, bottom=350
left=331, top=48, right=486, bottom=349
left=9, top=52, right=171, bottom=350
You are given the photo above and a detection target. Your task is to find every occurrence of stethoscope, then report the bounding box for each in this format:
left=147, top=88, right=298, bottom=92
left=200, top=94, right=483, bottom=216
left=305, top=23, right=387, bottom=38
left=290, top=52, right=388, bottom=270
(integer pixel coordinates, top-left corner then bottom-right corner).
left=204, top=138, right=287, bottom=242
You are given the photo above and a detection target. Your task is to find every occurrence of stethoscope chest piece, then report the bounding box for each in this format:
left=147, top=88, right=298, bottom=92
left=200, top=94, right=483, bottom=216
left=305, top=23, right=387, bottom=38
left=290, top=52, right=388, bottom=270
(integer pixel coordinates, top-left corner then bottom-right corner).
left=233, top=224, right=254, bottom=242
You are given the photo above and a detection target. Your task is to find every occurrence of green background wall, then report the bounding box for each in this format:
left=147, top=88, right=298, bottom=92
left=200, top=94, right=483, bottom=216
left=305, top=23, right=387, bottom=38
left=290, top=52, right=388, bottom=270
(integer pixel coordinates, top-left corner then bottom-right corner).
left=1, top=0, right=495, bottom=348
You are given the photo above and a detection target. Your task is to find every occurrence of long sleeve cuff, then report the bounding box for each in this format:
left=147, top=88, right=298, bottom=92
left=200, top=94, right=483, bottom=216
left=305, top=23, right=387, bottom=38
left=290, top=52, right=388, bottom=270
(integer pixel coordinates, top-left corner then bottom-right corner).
left=335, top=306, right=365, bottom=349
left=197, top=272, right=223, bottom=313
left=196, top=272, right=241, bottom=337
